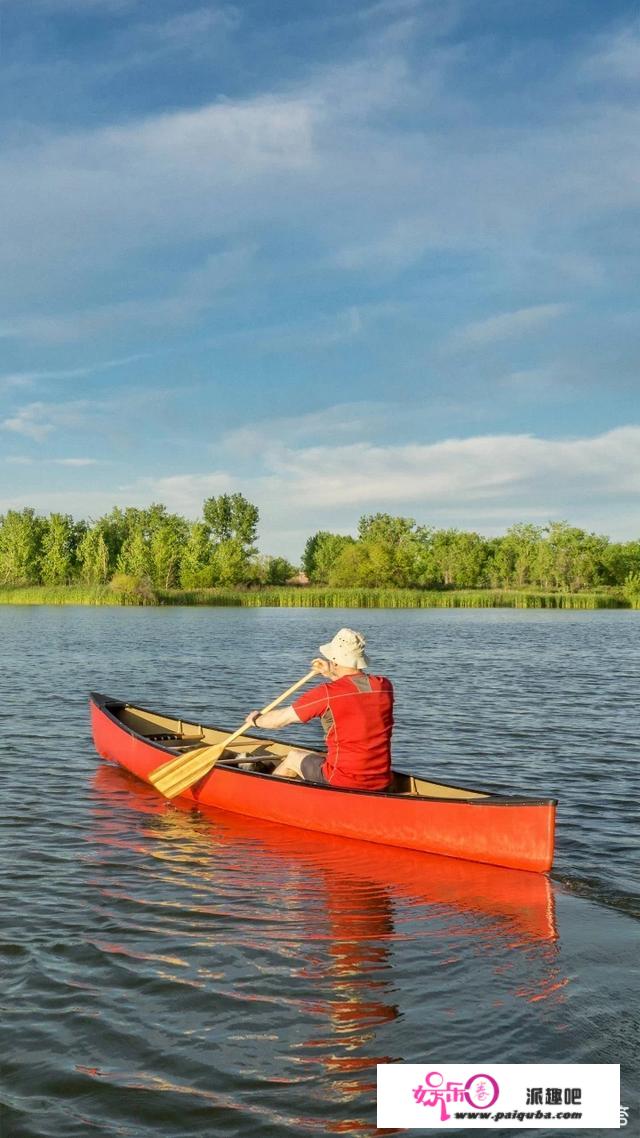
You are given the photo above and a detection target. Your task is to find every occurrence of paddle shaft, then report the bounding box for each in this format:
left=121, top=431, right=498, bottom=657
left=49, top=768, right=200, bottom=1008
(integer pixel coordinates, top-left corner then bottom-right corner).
left=216, top=668, right=318, bottom=753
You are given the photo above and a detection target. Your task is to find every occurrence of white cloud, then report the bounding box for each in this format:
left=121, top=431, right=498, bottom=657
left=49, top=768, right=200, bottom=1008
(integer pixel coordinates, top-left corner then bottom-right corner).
left=129, top=5, right=241, bottom=56
left=52, top=458, right=100, bottom=467
left=113, top=424, right=640, bottom=552
left=0, top=388, right=161, bottom=441
left=0, top=246, right=257, bottom=344
left=449, top=304, right=570, bottom=349
left=2, top=425, right=639, bottom=553
left=0, top=91, right=314, bottom=314
left=201, top=298, right=411, bottom=359
left=0, top=400, right=96, bottom=441
left=2, top=17, right=640, bottom=325
left=259, top=426, right=640, bottom=510
left=3, top=455, right=98, bottom=467
left=2, top=368, right=80, bottom=384
left=0, top=352, right=156, bottom=381
left=2, top=403, right=55, bottom=441
left=334, top=215, right=450, bottom=272
left=0, top=373, right=36, bottom=393
left=582, top=24, right=640, bottom=84
left=223, top=402, right=393, bottom=452
left=123, top=472, right=234, bottom=515
left=271, top=426, right=640, bottom=549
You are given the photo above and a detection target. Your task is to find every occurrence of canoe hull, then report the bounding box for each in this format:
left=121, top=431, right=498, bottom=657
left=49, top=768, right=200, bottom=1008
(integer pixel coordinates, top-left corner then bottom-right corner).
left=90, top=694, right=556, bottom=873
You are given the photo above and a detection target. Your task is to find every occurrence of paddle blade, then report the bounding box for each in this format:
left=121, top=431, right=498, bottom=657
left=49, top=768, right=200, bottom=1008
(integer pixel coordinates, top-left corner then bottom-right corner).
left=149, top=743, right=226, bottom=799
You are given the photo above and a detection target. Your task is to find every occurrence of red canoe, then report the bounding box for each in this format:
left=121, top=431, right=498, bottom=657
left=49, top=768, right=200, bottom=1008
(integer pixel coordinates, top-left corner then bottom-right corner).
left=89, top=692, right=557, bottom=873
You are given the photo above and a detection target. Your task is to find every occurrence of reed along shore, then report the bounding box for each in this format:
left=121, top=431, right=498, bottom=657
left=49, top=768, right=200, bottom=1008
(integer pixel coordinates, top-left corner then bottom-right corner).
left=0, top=585, right=636, bottom=609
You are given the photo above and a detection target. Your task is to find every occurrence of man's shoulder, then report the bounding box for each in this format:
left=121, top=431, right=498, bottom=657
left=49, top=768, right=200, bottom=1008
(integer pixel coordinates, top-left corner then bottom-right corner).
left=292, top=681, right=331, bottom=722
left=369, top=673, right=393, bottom=690
left=295, top=680, right=330, bottom=704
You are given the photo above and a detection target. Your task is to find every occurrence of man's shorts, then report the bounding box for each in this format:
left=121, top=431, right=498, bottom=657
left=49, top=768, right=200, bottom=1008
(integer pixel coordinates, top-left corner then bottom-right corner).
left=299, top=753, right=328, bottom=784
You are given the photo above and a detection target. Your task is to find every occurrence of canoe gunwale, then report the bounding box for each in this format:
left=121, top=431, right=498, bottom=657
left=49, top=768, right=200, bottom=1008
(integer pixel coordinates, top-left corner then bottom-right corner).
left=89, top=691, right=558, bottom=808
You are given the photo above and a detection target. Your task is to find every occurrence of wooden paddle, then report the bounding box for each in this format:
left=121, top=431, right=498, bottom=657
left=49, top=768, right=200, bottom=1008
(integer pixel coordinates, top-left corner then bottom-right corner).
left=148, top=668, right=318, bottom=799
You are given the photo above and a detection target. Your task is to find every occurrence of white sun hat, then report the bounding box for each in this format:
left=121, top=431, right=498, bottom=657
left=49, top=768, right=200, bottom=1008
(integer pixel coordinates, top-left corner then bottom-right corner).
left=319, top=628, right=369, bottom=669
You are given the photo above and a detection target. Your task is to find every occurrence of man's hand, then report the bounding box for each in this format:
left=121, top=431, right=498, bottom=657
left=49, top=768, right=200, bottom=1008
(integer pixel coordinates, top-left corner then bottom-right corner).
left=243, top=710, right=261, bottom=728
left=311, top=657, right=331, bottom=677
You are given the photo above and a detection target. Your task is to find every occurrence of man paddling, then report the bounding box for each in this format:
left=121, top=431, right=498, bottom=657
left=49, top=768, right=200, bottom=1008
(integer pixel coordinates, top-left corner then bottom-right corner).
left=243, top=628, right=394, bottom=790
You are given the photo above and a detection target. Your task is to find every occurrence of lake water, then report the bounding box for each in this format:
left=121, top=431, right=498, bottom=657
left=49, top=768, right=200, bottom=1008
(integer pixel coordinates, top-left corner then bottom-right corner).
left=0, top=606, right=638, bottom=1136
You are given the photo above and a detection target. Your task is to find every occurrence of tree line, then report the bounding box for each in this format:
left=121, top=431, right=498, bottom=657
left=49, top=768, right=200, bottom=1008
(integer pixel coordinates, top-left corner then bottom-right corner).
left=304, top=516, right=640, bottom=593
left=0, top=495, right=294, bottom=592
left=1, top=497, right=639, bottom=595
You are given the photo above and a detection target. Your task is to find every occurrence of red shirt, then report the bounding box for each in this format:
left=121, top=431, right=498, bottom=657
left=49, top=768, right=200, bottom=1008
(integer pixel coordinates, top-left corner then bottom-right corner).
left=293, top=673, right=394, bottom=790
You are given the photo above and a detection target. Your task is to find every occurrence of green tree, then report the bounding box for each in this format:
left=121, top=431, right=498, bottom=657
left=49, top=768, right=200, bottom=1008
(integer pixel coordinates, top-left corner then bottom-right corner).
left=303, top=531, right=330, bottom=578
left=357, top=515, right=436, bottom=587
left=430, top=530, right=459, bottom=587
left=357, top=513, right=416, bottom=544
left=148, top=513, right=189, bottom=589
left=40, top=513, right=81, bottom=585
left=429, top=529, right=489, bottom=587
left=451, top=532, right=488, bottom=587
left=107, top=504, right=188, bottom=588
left=489, top=524, right=544, bottom=588
left=623, top=571, right=640, bottom=602
left=327, top=542, right=372, bottom=587
left=303, top=531, right=356, bottom=583
left=0, top=509, right=45, bottom=585
left=179, top=522, right=216, bottom=588
left=402, top=530, right=438, bottom=587
left=203, top=494, right=259, bottom=547
left=310, top=517, right=437, bottom=588
left=600, top=540, right=640, bottom=586
left=77, top=523, right=111, bottom=585
left=116, top=529, right=152, bottom=579
left=211, top=538, right=251, bottom=586
left=571, top=532, right=609, bottom=590
left=264, top=556, right=297, bottom=585
left=538, top=522, right=609, bottom=590
left=200, top=494, right=260, bottom=585
left=327, top=535, right=415, bottom=588
left=98, top=507, right=133, bottom=566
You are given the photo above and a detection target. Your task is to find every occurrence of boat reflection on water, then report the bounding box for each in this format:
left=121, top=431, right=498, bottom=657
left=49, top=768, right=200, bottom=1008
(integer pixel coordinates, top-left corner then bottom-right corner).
left=88, top=763, right=566, bottom=1130
left=91, top=762, right=558, bottom=937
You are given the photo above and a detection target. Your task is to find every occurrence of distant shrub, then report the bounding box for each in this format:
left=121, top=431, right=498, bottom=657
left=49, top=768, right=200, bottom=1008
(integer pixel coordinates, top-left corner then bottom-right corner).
left=623, top=572, right=640, bottom=606
left=108, top=573, right=157, bottom=605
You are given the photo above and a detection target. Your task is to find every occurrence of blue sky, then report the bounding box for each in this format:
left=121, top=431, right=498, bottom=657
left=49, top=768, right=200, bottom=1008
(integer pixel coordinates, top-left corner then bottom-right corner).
left=0, top=0, right=638, bottom=558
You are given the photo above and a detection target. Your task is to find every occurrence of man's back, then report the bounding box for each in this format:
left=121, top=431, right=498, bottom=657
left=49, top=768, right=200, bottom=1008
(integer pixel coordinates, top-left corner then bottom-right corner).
left=294, top=673, right=394, bottom=790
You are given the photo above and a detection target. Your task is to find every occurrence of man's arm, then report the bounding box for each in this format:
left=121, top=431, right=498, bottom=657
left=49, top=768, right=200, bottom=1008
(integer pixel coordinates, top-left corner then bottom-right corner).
left=243, top=705, right=301, bottom=731
left=243, top=658, right=329, bottom=732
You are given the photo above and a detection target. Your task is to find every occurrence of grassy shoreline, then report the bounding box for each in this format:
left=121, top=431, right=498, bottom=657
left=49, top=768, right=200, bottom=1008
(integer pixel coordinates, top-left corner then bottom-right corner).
left=0, top=585, right=637, bottom=609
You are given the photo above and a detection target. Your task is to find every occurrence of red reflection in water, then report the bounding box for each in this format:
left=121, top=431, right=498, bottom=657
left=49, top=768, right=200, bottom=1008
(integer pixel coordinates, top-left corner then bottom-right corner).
left=88, top=763, right=566, bottom=1133
left=91, top=762, right=558, bottom=942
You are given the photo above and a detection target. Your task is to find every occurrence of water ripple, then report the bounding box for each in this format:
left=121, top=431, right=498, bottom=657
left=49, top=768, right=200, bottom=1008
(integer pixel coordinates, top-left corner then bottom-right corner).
left=1, top=606, right=639, bottom=1135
